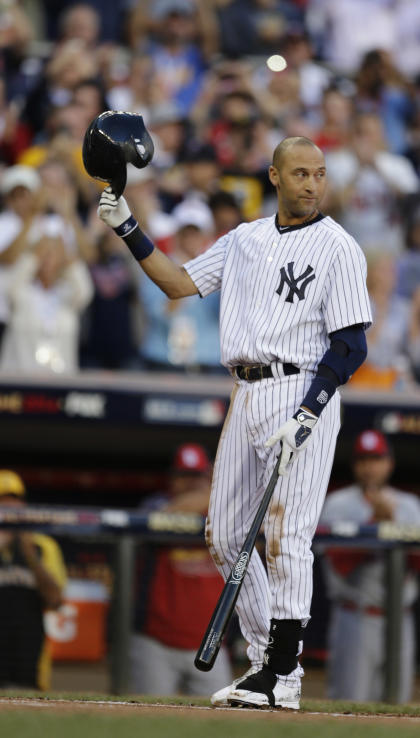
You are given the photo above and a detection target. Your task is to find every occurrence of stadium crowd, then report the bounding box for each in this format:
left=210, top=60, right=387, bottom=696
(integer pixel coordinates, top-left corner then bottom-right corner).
left=0, top=0, right=419, bottom=388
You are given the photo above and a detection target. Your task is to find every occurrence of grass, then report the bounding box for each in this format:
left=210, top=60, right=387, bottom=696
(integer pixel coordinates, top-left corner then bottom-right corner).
left=1, top=691, right=420, bottom=738
left=1, top=690, right=420, bottom=716
left=0, top=709, right=420, bottom=738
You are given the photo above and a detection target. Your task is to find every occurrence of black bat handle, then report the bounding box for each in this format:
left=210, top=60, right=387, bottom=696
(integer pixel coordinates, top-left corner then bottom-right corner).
left=195, top=454, right=281, bottom=672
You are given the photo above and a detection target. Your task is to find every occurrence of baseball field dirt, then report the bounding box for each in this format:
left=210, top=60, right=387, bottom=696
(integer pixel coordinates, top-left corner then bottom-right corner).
left=1, top=693, right=420, bottom=738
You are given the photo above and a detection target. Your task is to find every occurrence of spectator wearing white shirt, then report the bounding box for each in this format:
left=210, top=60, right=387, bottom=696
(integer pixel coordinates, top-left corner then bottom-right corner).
left=0, top=166, right=43, bottom=349
left=325, top=113, right=419, bottom=255
left=0, top=233, right=93, bottom=375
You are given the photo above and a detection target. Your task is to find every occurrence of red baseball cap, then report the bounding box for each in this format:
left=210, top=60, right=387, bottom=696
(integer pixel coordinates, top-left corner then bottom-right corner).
left=172, top=443, right=211, bottom=473
left=353, top=430, right=391, bottom=458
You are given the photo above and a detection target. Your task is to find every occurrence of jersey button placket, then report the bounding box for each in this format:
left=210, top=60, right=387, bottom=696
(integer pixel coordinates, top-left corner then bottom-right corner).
left=268, top=241, right=277, bottom=263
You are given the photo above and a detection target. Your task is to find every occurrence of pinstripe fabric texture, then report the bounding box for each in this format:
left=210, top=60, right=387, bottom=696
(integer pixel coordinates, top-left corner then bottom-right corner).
left=184, top=214, right=371, bottom=371
left=206, top=374, right=340, bottom=673
left=185, top=213, right=371, bottom=681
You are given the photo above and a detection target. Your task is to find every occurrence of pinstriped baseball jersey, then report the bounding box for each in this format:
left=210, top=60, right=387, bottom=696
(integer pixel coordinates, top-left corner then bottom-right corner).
left=183, top=207, right=371, bottom=690
left=184, top=213, right=372, bottom=369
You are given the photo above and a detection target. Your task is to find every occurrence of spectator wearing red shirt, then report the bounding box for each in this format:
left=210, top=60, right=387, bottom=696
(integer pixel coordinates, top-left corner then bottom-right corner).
left=130, top=443, right=233, bottom=696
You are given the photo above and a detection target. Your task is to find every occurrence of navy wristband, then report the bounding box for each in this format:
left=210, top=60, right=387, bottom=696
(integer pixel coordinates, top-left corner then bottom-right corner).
left=299, top=375, right=336, bottom=417
left=114, top=218, right=155, bottom=261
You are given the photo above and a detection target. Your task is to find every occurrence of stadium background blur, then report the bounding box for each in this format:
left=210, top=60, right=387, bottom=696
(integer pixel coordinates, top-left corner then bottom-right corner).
left=0, top=0, right=420, bottom=697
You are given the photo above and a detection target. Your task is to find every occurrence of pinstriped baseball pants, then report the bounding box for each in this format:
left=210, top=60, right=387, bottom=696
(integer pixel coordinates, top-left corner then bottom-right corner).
left=205, top=372, right=341, bottom=669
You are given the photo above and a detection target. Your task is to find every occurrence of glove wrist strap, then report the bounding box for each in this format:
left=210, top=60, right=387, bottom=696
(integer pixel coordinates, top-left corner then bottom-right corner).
left=293, top=407, right=318, bottom=427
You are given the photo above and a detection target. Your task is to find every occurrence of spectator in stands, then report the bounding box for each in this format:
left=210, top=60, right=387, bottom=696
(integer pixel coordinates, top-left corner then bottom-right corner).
left=308, top=0, right=420, bottom=80
left=355, top=49, right=414, bottom=155
left=325, top=112, right=419, bottom=255
left=0, top=470, right=66, bottom=690
left=0, top=224, right=93, bottom=375
left=396, top=204, right=420, bottom=300
left=319, top=430, right=420, bottom=702
left=306, top=0, right=397, bottom=76
left=147, top=102, right=191, bottom=212
left=148, top=102, right=188, bottom=172
left=22, top=38, right=98, bottom=137
left=208, top=190, right=244, bottom=239
left=139, top=200, right=222, bottom=373
left=56, top=3, right=101, bottom=51
left=0, top=165, right=44, bottom=349
left=123, top=164, right=176, bottom=255
left=43, top=0, right=125, bottom=44
left=130, top=443, right=232, bottom=696
left=181, top=143, right=221, bottom=203
left=213, top=0, right=304, bottom=59
left=72, top=78, right=109, bottom=131
left=191, top=58, right=255, bottom=132
left=38, top=158, right=96, bottom=263
left=0, top=0, right=33, bottom=101
left=313, top=86, right=354, bottom=153
left=19, top=102, right=100, bottom=209
left=350, top=252, right=419, bottom=390
left=128, top=0, right=208, bottom=116
left=106, top=52, right=155, bottom=122
left=408, top=288, right=420, bottom=384
left=207, top=90, right=273, bottom=220
left=280, top=29, right=333, bottom=123
left=80, top=227, right=139, bottom=371
left=0, top=76, right=32, bottom=165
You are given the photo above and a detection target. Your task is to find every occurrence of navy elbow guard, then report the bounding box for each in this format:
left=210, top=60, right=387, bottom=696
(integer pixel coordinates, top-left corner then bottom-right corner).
left=300, top=325, right=367, bottom=416
left=319, top=325, right=367, bottom=385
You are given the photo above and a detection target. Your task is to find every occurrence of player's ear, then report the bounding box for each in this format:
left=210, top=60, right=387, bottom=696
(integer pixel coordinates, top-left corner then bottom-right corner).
left=268, top=165, right=280, bottom=188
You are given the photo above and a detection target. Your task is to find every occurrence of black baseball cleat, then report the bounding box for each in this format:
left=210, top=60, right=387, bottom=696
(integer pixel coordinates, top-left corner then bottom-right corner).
left=211, top=666, right=260, bottom=706
left=227, top=667, right=301, bottom=709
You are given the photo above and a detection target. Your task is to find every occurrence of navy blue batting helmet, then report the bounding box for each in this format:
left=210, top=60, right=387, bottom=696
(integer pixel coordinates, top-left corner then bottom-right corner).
left=82, top=111, right=154, bottom=198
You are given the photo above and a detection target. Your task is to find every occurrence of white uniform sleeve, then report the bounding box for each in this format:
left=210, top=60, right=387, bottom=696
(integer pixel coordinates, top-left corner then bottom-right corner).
left=182, top=232, right=229, bottom=297
left=322, top=238, right=372, bottom=333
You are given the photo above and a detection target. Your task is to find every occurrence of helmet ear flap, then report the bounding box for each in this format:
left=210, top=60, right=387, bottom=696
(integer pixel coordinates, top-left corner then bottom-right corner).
left=127, top=122, right=154, bottom=170
left=82, top=111, right=154, bottom=197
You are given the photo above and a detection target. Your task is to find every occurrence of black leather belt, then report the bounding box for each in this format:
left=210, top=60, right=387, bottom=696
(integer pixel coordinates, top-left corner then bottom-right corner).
left=233, top=363, right=300, bottom=381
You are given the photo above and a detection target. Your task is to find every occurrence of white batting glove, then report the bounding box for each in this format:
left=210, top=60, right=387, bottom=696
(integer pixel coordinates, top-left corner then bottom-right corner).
left=265, top=407, right=318, bottom=476
left=97, top=186, right=132, bottom=229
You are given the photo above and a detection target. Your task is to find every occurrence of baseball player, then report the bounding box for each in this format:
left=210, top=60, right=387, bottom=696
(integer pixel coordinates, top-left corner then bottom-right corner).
left=0, top=470, right=66, bottom=689
left=131, top=443, right=233, bottom=696
left=96, top=131, right=372, bottom=708
left=320, top=430, right=420, bottom=702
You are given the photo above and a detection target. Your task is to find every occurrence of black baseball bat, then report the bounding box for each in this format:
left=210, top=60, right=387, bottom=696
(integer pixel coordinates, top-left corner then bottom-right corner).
left=194, top=454, right=281, bottom=672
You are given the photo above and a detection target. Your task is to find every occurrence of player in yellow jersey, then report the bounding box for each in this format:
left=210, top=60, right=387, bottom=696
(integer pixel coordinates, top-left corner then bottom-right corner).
left=0, top=470, right=66, bottom=689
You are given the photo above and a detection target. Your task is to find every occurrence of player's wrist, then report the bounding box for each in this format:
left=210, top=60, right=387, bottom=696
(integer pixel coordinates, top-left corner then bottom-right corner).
left=120, top=224, right=155, bottom=261
left=298, top=376, right=336, bottom=417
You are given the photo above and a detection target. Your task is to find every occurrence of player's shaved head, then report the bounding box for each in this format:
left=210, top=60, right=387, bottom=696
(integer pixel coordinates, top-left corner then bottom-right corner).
left=272, top=137, right=322, bottom=169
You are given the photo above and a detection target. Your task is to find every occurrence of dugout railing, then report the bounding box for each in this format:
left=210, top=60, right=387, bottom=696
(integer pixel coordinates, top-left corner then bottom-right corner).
left=0, top=504, right=419, bottom=704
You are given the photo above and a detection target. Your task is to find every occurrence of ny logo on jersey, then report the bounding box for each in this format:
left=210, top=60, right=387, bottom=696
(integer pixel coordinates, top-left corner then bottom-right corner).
left=276, top=262, right=315, bottom=303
